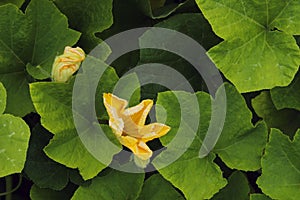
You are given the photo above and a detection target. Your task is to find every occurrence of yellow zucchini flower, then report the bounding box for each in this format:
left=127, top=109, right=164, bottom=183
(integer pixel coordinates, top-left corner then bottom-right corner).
left=103, top=93, right=171, bottom=167
left=51, top=46, right=85, bottom=82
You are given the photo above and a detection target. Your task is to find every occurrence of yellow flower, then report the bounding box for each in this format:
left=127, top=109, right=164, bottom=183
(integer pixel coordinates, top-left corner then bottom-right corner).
left=103, top=93, right=170, bottom=166
left=51, top=46, right=85, bottom=82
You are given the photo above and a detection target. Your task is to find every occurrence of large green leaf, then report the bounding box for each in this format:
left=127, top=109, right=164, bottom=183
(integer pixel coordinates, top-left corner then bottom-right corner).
left=43, top=125, right=118, bottom=181
left=0, top=0, right=80, bottom=116
left=211, top=171, right=250, bottom=200
left=137, top=174, right=184, bottom=200
left=30, top=56, right=141, bottom=180
left=71, top=170, right=144, bottom=200
left=153, top=83, right=267, bottom=199
left=24, top=124, right=69, bottom=190
left=257, top=129, right=300, bottom=200
left=0, top=83, right=30, bottom=177
left=53, top=0, right=113, bottom=51
left=213, top=85, right=267, bottom=171
left=196, top=0, right=300, bottom=92
left=271, top=72, right=300, bottom=111
left=30, top=58, right=116, bottom=180
left=252, top=91, right=300, bottom=137
left=139, top=13, right=221, bottom=99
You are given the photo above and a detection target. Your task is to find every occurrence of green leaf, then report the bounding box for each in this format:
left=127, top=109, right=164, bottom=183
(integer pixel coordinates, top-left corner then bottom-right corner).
left=153, top=90, right=224, bottom=200
left=271, top=72, right=300, bottom=111
left=213, top=85, right=268, bottom=171
left=71, top=170, right=144, bottom=200
left=43, top=125, right=118, bottom=180
left=0, top=114, right=30, bottom=177
left=137, top=174, right=184, bottom=200
left=0, top=82, right=31, bottom=177
left=0, top=0, right=80, bottom=116
left=250, top=194, right=272, bottom=200
left=24, top=124, right=69, bottom=190
left=53, top=0, right=113, bottom=51
left=133, top=0, right=190, bottom=19
left=257, top=129, right=300, bottom=200
left=29, top=56, right=140, bottom=180
left=252, top=91, right=300, bottom=137
left=154, top=83, right=267, bottom=199
left=0, top=82, right=6, bottom=114
left=0, top=0, right=24, bottom=7
left=196, top=0, right=300, bottom=92
left=30, top=184, right=77, bottom=200
left=211, top=171, right=250, bottom=200
left=99, top=0, right=150, bottom=40
left=69, top=169, right=92, bottom=187
left=139, top=13, right=221, bottom=99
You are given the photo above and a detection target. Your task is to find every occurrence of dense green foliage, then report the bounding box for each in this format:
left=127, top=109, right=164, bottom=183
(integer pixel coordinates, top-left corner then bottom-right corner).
left=0, top=0, right=299, bottom=199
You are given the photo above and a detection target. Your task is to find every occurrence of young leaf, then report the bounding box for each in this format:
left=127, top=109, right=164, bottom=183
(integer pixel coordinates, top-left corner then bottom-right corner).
left=0, top=0, right=80, bottom=116
left=137, top=174, right=184, bottom=200
left=71, top=170, right=144, bottom=200
left=196, top=0, right=300, bottom=92
left=257, top=129, right=300, bottom=200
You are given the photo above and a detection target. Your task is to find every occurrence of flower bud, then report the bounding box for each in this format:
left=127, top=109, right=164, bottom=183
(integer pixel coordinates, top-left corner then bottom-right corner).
left=51, top=46, right=85, bottom=82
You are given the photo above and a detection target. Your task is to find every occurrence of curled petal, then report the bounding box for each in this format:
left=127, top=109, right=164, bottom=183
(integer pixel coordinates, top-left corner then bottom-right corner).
left=103, top=93, right=128, bottom=136
left=124, top=99, right=153, bottom=126
left=119, top=136, right=152, bottom=161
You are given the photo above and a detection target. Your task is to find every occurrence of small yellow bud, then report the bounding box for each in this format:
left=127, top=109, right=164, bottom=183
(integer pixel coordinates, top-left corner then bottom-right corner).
left=51, top=46, right=85, bottom=82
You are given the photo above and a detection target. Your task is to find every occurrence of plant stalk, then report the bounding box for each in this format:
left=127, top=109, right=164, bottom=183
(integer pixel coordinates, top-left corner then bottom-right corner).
left=5, top=176, right=12, bottom=200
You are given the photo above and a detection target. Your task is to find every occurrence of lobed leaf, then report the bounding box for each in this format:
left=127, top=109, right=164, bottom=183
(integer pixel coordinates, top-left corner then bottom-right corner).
left=257, top=129, right=300, bottom=200
left=154, top=83, right=267, bottom=199
left=211, top=171, right=250, bottom=200
left=196, top=0, right=300, bottom=92
left=0, top=0, right=80, bottom=116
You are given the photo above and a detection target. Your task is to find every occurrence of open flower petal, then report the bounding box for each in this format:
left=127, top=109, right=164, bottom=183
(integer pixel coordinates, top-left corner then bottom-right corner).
left=140, top=123, right=171, bottom=142
left=103, top=93, right=171, bottom=164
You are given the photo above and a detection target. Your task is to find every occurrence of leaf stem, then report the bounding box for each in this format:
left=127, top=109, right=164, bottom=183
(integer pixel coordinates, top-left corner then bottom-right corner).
left=5, top=175, right=12, bottom=200
left=0, top=174, right=22, bottom=199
